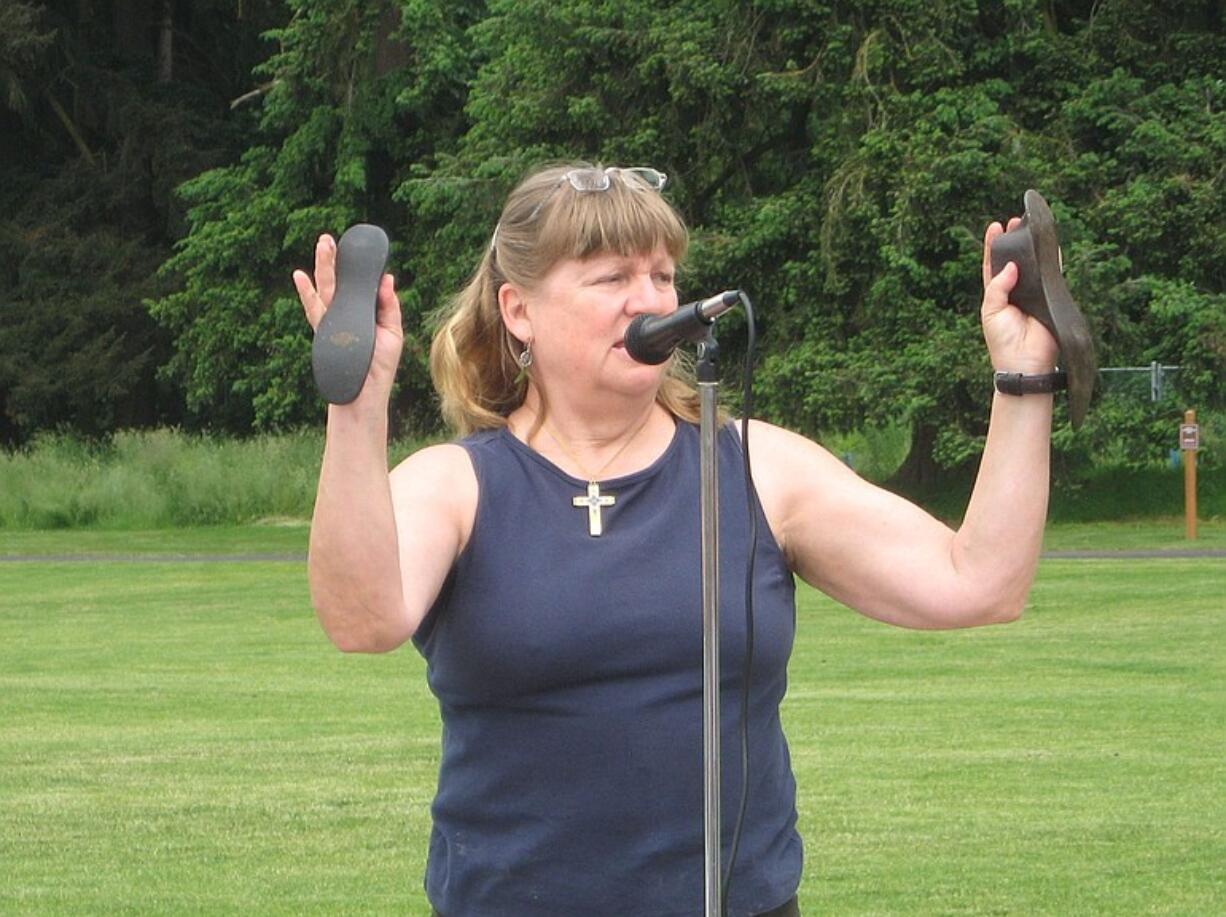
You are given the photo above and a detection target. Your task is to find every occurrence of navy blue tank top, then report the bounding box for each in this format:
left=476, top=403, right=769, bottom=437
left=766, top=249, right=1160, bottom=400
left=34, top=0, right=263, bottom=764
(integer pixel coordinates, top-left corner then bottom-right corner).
left=413, top=421, right=801, bottom=916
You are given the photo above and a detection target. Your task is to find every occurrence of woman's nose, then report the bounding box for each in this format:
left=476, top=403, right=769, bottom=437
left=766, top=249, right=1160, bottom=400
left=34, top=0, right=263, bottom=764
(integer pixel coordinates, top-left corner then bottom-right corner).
left=625, top=272, right=674, bottom=316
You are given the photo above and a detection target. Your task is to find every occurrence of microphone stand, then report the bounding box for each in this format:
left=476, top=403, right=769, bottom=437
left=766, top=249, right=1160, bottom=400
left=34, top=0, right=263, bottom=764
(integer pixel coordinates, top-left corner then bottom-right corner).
left=624, top=292, right=741, bottom=915
left=696, top=331, right=722, bottom=917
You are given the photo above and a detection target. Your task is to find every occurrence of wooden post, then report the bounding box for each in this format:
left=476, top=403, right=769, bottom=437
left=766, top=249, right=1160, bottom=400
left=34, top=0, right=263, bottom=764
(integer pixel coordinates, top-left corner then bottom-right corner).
left=1182, top=409, right=1198, bottom=541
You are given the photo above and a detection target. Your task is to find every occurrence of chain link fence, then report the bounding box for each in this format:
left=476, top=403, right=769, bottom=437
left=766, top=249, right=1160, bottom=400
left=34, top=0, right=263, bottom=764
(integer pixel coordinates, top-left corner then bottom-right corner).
left=1097, top=363, right=1183, bottom=404
left=1086, top=363, right=1220, bottom=471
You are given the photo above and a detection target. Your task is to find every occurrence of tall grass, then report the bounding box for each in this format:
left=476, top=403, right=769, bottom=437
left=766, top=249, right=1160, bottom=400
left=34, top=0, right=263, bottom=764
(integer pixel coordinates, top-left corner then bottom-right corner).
left=1048, top=462, right=1225, bottom=522
left=0, top=430, right=429, bottom=530
left=1, top=427, right=1219, bottom=530
left=895, top=461, right=1226, bottom=524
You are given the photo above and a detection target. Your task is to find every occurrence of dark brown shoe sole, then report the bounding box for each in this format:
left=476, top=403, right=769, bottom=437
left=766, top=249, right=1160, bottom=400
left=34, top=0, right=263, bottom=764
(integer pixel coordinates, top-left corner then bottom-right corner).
left=990, top=190, right=1097, bottom=429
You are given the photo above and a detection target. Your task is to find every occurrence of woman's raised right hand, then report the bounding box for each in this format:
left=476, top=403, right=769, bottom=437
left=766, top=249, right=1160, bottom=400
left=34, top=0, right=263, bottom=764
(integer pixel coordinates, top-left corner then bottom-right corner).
left=293, top=233, right=404, bottom=405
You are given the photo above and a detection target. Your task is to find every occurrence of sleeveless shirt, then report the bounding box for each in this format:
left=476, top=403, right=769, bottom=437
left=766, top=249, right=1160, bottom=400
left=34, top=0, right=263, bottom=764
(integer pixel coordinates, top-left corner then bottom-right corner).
left=413, top=421, right=802, bottom=916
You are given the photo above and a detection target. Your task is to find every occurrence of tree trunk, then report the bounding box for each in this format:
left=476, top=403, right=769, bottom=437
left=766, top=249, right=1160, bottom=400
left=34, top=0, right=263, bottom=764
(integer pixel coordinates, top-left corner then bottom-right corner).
left=111, top=0, right=146, bottom=61
left=374, top=4, right=408, bottom=77
left=45, top=91, right=96, bottom=166
left=893, top=422, right=939, bottom=491
left=1039, top=0, right=1058, bottom=35
left=157, top=0, right=174, bottom=83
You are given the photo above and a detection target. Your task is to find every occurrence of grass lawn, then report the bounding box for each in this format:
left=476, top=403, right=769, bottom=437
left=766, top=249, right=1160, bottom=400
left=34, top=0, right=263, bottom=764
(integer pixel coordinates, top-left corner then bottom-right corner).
left=1040, top=518, right=1226, bottom=552
left=1, top=532, right=1223, bottom=914
left=0, top=517, right=1220, bottom=558
left=0, top=522, right=312, bottom=557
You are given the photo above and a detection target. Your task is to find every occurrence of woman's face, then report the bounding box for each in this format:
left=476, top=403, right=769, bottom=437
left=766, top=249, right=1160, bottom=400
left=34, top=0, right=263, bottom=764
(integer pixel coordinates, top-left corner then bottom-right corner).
left=511, top=246, right=679, bottom=402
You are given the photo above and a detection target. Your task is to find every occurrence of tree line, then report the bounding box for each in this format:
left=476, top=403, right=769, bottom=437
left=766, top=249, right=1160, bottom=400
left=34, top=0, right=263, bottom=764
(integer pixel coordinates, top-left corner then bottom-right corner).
left=2, top=0, right=1223, bottom=482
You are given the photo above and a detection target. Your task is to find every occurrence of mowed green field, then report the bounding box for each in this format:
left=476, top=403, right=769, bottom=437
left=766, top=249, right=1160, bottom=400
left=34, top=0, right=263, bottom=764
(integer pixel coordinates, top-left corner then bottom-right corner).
left=1, top=533, right=1223, bottom=914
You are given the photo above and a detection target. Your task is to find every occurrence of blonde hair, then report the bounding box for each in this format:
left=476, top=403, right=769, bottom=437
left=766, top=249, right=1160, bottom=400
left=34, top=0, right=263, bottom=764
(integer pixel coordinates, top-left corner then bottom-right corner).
left=429, top=163, right=702, bottom=435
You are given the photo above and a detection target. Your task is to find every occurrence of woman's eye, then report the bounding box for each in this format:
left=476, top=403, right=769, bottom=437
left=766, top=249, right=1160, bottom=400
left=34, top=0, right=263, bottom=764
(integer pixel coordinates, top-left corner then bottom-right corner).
left=654, top=273, right=674, bottom=285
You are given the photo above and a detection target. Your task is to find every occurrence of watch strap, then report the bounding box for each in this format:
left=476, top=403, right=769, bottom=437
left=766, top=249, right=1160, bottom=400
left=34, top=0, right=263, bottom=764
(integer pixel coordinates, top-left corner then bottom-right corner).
left=994, top=370, right=1068, bottom=396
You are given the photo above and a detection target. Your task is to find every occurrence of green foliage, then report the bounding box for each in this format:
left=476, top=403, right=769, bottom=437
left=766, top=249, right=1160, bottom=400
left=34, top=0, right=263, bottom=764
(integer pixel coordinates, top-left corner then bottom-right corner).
left=1054, top=395, right=1222, bottom=476
left=3, top=424, right=1215, bottom=530
left=746, top=3, right=1226, bottom=480
left=0, top=0, right=54, bottom=115
left=1048, top=463, right=1225, bottom=523
left=0, top=429, right=315, bottom=528
left=399, top=0, right=1222, bottom=481
left=3, top=0, right=1224, bottom=478
left=819, top=420, right=913, bottom=483
left=890, top=458, right=1226, bottom=526
left=0, top=162, right=173, bottom=440
left=0, top=428, right=433, bottom=529
left=149, top=0, right=485, bottom=434
left=0, top=428, right=435, bottom=529
left=0, top=0, right=285, bottom=445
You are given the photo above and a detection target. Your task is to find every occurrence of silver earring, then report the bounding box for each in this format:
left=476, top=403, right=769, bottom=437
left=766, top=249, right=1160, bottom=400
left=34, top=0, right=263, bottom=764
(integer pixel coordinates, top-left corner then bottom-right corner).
left=515, top=340, right=533, bottom=384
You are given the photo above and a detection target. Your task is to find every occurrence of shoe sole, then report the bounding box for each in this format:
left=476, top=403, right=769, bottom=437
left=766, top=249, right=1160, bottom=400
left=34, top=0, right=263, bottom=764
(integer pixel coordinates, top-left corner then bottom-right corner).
left=312, top=223, right=389, bottom=405
left=990, top=191, right=1097, bottom=429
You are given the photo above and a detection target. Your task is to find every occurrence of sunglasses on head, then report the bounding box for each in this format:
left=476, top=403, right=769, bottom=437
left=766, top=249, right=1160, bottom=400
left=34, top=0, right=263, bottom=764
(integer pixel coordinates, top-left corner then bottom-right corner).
left=526, top=166, right=668, bottom=220
left=559, top=166, right=667, bottom=192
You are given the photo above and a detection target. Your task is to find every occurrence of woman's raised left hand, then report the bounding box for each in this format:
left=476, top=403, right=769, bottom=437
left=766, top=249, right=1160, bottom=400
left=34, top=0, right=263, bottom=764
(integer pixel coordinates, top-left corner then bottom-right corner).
left=980, top=219, right=1061, bottom=375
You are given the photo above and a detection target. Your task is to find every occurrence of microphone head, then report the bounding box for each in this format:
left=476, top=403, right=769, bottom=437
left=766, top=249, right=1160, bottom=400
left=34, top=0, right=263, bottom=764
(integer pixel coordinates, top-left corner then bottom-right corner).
left=623, top=313, right=674, bottom=365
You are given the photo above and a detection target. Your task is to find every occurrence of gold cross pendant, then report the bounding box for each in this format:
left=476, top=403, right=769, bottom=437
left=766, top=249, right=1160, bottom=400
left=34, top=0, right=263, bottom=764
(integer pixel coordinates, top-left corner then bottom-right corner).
left=573, top=481, right=616, bottom=537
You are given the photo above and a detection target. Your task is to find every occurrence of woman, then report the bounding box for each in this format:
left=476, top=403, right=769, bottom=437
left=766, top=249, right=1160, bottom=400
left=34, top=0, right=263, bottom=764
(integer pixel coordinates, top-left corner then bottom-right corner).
left=293, top=163, right=1056, bottom=916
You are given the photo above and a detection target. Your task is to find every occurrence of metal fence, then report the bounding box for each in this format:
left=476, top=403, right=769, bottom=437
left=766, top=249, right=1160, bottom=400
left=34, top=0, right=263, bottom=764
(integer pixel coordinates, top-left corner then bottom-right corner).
left=1097, top=362, right=1183, bottom=403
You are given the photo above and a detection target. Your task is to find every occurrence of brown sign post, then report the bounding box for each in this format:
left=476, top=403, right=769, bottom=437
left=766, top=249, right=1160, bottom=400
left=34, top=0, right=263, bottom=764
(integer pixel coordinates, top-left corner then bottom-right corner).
left=1181, top=410, right=1199, bottom=540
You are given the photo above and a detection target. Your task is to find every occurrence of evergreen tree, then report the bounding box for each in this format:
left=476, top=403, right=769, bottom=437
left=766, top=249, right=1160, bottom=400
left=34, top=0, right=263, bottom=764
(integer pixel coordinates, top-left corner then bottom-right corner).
left=0, top=0, right=284, bottom=444
left=4, top=1, right=1222, bottom=477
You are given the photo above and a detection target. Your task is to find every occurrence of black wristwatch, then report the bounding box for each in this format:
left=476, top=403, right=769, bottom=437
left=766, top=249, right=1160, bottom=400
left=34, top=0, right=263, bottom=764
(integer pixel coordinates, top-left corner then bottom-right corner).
left=993, top=370, right=1068, bottom=396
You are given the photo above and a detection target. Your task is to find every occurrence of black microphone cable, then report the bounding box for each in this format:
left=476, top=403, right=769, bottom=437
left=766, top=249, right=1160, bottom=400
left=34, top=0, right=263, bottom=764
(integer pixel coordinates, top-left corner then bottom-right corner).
left=721, top=290, right=759, bottom=913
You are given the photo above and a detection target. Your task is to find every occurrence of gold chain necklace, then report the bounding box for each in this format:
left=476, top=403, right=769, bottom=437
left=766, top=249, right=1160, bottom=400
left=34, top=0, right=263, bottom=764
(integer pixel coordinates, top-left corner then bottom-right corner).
left=537, top=412, right=654, bottom=538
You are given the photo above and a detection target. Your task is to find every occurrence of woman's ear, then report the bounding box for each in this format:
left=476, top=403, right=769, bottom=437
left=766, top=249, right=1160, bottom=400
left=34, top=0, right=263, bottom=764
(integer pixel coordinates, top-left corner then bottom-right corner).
left=498, top=282, right=532, bottom=346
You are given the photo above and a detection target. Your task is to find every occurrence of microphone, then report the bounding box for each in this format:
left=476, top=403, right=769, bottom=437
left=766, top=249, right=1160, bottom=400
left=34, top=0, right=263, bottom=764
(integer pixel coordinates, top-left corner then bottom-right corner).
left=623, top=290, right=741, bottom=365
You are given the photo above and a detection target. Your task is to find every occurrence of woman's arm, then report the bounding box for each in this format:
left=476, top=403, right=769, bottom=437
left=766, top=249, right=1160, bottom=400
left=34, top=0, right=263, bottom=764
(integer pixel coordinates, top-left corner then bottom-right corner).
left=295, top=234, right=474, bottom=652
left=753, top=219, right=1057, bottom=629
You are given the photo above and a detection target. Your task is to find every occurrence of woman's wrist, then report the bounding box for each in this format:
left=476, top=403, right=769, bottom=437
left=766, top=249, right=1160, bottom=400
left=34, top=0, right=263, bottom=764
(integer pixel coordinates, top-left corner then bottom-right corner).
left=991, top=355, right=1058, bottom=375
left=326, top=397, right=390, bottom=442
left=993, top=370, right=1066, bottom=396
